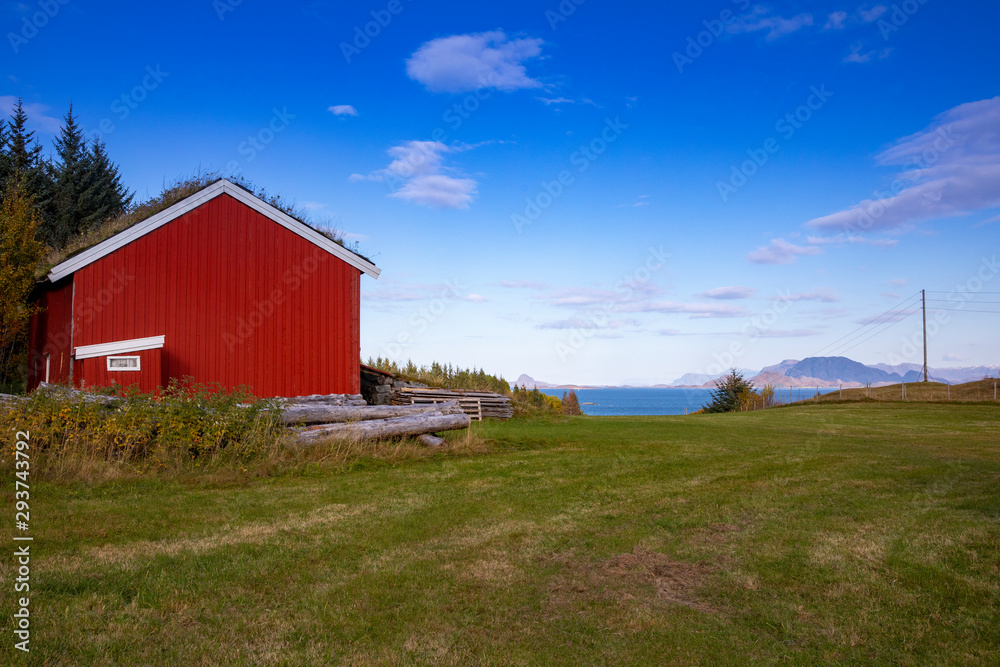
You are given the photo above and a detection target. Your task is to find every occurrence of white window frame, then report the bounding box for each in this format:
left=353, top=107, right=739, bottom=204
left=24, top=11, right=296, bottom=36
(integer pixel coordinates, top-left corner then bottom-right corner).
left=106, top=356, right=141, bottom=372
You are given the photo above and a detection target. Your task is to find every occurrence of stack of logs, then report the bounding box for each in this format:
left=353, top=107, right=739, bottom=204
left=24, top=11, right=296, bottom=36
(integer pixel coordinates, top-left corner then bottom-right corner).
left=283, top=394, right=471, bottom=447
left=391, top=387, right=513, bottom=421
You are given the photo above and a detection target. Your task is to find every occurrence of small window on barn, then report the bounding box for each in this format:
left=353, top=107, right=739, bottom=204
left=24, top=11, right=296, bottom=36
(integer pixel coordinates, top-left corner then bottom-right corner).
left=107, top=356, right=141, bottom=371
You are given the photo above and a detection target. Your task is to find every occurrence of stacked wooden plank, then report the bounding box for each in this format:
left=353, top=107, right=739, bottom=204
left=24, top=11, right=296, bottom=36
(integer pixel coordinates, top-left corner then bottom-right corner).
left=392, top=387, right=513, bottom=421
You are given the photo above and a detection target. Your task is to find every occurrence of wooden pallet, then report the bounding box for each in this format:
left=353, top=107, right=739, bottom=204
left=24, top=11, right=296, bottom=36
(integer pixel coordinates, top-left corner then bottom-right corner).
left=393, top=387, right=513, bottom=421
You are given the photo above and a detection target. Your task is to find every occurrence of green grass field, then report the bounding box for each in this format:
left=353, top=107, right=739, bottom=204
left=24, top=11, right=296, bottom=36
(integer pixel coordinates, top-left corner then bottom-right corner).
left=3, top=402, right=999, bottom=665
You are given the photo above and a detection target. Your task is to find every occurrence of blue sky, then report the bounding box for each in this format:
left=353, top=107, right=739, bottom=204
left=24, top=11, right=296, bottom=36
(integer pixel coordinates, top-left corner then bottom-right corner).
left=5, top=0, right=999, bottom=384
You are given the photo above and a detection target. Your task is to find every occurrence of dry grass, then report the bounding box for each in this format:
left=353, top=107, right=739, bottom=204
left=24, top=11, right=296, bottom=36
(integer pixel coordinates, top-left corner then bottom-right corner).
left=815, top=378, right=1000, bottom=403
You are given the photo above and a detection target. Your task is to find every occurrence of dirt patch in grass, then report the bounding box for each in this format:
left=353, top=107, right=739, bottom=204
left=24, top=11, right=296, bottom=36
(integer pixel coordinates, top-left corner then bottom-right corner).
left=546, top=546, right=717, bottom=614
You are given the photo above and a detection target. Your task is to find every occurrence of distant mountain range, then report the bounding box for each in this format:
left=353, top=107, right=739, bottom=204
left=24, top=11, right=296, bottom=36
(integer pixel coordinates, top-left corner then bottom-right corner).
left=516, top=358, right=999, bottom=390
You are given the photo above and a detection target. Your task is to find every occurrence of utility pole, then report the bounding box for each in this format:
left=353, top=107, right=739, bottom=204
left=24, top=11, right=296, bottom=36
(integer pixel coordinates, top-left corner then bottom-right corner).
left=922, top=289, right=928, bottom=382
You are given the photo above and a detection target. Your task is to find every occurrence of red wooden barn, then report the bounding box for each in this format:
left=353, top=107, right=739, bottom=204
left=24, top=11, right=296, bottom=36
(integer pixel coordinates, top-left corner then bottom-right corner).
left=27, top=179, right=380, bottom=397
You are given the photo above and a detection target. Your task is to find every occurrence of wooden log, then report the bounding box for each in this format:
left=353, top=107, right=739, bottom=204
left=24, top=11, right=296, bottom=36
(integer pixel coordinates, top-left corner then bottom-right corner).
left=416, top=433, right=447, bottom=448
left=281, top=401, right=461, bottom=425
left=282, top=393, right=367, bottom=406
left=293, top=411, right=471, bottom=445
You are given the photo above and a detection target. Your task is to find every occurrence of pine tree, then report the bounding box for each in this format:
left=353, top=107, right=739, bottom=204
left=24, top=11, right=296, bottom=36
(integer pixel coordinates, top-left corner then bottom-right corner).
left=79, top=138, right=132, bottom=230
left=49, top=104, right=91, bottom=248
left=2, top=97, right=54, bottom=231
left=0, top=119, right=10, bottom=193
left=703, top=369, right=758, bottom=413
left=562, top=389, right=582, bottom=415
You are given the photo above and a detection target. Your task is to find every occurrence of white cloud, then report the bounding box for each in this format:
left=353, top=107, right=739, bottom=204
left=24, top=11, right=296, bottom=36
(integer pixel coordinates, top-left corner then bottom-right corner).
left=728, top=7, right=814, bottom=40
left=352, top=140, right=480, bottom=209
left=496, top=280, right=547, bottom=289
left=858, top=5, right=888, bottom=22
left=699, top=286, right=757, bottom=300
left=747, top=238, right=822, bottom=264
left=843, top=42, right=891, bottom=63
left=806, top=97, right=1000, bottom=233
left=942, top=352, right=964, bottom=362
left=462, top=294, right=487, bottom=303
left=328, top=104, right=357, bottom=116
left=537, top=317, right=639, bottom=331
left=537, top=97, right=574, bottom=105
left=406, top=30, right=544, bottom=94
left=887, top=278, right=907, bottom=286
left=0, top=96, right=61, bottom=133
left=779, top=290, right=840, bottom=303
left=806, top=234, right=897, bottom=247
left=824, top=11, right=848, bottom=29
left=615, top=301, right=749, bottom=319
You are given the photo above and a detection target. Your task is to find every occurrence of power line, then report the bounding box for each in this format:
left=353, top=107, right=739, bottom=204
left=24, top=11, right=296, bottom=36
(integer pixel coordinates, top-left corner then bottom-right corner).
left=926, top=299, right=1000, bottom=304
left=926, top=290, right=1000, bottom=294
left=828, top=309, right=921, bottom=358
left=929, top=307, right=1000, bottom=314
left=831, top=310, right=920, bottom=354
left=805, top=292, right=921, bottom=359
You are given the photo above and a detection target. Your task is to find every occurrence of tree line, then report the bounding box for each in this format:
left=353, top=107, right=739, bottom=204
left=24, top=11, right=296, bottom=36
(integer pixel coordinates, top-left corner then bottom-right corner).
left=0, top=97, right=132, bottom=392
left=1, top=97, right=132, bottom=249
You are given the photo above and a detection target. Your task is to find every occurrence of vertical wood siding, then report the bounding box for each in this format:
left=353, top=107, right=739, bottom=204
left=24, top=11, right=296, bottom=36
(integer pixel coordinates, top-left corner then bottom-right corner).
left=78, top=348, right=163, bottom=393
left=34, top=193, right=361, bottom=397
left=26, top=277, right=74, bottom=391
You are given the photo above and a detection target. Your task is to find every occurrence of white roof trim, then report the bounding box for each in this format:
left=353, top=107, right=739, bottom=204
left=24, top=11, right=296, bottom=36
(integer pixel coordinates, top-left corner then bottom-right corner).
left=75, top=335, right=165, bottom=360
left=47, top=180, right=381, bottom=282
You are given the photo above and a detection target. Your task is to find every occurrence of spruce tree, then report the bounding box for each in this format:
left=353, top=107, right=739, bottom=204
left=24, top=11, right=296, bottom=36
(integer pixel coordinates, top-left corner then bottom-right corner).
left=3, top=97, right=54, bottom=230
left=702, top=369, right=757, bottom=413
left=79, top=138, right=132, bottom=230
left=49, top=103, right=90, bottom=248
left=0, top=119, right=9, bottom=194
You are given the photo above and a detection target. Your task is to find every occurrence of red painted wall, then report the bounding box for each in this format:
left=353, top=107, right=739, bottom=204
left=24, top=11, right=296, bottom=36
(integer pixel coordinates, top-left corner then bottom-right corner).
left=27, top=277, right=74, bottom=390
left=77, top=348, right=164, bottom=394
left=30, top=193, right=361, bottom=397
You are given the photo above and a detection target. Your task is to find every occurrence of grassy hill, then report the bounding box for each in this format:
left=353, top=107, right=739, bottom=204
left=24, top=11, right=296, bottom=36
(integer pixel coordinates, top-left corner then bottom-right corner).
left=3, top=402, right=998, bottom=663
left=813, top=377, right=1000, bottom=403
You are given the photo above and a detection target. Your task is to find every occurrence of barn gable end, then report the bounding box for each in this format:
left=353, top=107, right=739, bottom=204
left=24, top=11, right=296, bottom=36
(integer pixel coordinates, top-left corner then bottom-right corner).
left=28, top=181, right=378, bottom=398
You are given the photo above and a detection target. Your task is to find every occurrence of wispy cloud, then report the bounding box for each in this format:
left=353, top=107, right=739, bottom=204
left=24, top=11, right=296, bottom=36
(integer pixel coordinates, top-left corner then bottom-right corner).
left=824, top=11, right=848, bottom=29
left=615, top=301, right=749, bottom=319
left=887, top=278, right=907, bottom=286
left=779, top=289, right=840, bottom=303
left=858, top=5, right=888, bottom=22
left=747, top=238, right=822, bottom=264
left=728, top=7, right=814, bottom=40
left=537, top=317, right=639, bottom=331
left=496, top=280, right=547, bottom=289
left=406, top=30, right=544, bottom=94
left=843, top=41, right=891, bottom=63
left=698, top=286, right=757, bottom=300
left=363, top=279, right=465, bottom=304
left=0, top=96, right=61, bottom=133
left=806, top=96, right=1000, bottom=233
left=328, top=104, right=357, bottom=116
left=536, top=97, right=574, bottom=106
left=351, top=140, right=480, bottom=209
left=806, top=234, right=897, bottom=247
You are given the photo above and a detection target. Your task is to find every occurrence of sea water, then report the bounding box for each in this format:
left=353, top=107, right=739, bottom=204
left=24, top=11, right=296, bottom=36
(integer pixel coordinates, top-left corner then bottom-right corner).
left=537, top=387, right=839, bottom=416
